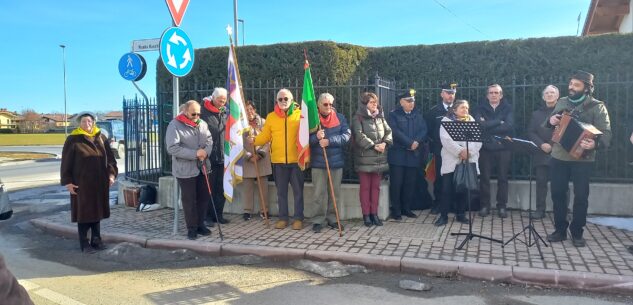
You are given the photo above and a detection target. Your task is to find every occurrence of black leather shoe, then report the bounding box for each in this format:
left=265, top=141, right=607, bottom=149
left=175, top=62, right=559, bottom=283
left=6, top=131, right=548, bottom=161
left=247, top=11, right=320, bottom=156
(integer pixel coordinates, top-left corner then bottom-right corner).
left=390, top=214, right=402, bottom=221
left=403, top=211, right=418, bottom=218
left=529, top=210, right=545, bottom=219
left=363, top=215, right=373, bottom=227
left=571, top=234, right=586, bottom=247
left=243, top=213, right=251, bottom=221
left=434, top=216, right=448, bottom=226
left=197, top=226, right=211, bottom=236
left=478, top=207, right=489, bottom=217
left=547, top=230, right=567, bottom=242
left=90, top=237, right=106, bottom=251
left=217, top=217, right=231, bottom=224
left=204, top=220, right=215, bottom=227
left=455, top=214, right=470, bottom=224
left=370, top=214, right=383, bottom=226
left=430, top=206, right=440, bottom=215
left=327, top=221, right=344, bottom=231
left=312, top=224, right=323, bottom=233
left=497, top=208, right=508, bottom=218
left=187, top=230, right=198, bottom=240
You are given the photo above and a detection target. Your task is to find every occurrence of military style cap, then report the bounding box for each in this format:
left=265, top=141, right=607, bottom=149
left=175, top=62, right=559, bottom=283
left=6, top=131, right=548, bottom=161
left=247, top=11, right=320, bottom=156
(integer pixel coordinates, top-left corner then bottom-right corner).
left=441, top=83, right=458, bottom=93
left=396, top=88, right=416, bottom=102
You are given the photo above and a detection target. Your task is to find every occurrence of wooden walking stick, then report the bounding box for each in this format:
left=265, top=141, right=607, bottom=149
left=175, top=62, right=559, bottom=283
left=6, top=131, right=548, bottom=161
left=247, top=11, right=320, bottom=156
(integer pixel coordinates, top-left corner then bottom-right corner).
left=319, top=126, right=343, bottom=237
left=249, top=127, right=270, bottom=226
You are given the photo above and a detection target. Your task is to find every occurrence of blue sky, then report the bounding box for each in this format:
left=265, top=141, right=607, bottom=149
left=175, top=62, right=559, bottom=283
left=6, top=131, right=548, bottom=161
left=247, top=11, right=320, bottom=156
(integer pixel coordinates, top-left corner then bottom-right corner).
left=0, top=0, right=590, bottom=114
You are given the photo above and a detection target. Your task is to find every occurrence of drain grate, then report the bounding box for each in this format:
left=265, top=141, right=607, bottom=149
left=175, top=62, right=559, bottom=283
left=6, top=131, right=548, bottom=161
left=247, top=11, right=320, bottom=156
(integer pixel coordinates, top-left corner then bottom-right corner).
left=373, top=223, right=440, bottom=240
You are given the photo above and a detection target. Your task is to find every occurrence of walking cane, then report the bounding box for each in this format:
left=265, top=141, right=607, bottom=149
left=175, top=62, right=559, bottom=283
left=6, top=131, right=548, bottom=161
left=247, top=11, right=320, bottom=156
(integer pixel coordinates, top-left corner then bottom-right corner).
left=200, top=160, right=224, bottom=241
left=319, top=126, right=343, bottom=237
left=249, top=128, right=270, bottom=226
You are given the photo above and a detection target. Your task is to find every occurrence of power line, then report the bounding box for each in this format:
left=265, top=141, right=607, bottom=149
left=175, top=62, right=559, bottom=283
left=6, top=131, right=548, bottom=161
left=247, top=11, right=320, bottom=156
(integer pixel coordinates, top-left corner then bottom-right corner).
left=433, top=0, right=488, bottom=38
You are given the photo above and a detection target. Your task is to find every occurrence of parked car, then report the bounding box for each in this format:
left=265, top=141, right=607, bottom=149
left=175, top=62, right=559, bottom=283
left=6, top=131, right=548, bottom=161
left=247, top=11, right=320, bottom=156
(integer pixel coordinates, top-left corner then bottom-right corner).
left=96, top=120, right=125, bottom=159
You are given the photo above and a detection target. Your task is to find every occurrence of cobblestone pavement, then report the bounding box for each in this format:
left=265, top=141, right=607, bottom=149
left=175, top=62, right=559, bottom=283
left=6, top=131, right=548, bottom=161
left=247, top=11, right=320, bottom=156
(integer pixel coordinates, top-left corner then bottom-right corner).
left=37, top=205, right=633, bottom=278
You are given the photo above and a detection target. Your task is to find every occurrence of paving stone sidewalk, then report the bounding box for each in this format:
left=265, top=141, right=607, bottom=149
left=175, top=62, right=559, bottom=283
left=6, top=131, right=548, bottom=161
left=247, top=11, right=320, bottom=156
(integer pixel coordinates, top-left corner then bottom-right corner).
left=33, top=205, right=633, bottom=292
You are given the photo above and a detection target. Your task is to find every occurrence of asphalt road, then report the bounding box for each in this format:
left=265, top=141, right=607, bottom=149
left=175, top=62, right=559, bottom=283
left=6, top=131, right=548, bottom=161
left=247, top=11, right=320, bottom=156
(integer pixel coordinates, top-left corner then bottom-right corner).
left=0, top=145, right=124, bottom=191
left=1, top=187, right=632, bottom=305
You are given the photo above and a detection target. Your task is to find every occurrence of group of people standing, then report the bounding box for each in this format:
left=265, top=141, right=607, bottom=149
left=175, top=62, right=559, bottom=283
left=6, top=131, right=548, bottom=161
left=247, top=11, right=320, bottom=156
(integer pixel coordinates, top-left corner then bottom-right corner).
left=60, top=70, right=611, bottom=250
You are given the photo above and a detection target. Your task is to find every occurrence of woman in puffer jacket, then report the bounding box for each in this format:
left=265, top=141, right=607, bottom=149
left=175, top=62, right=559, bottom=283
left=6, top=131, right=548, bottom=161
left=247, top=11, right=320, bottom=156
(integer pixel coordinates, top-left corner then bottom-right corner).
left=434, top=99, right=482, bottom=227
left=352, top=92, right=393, bottom=227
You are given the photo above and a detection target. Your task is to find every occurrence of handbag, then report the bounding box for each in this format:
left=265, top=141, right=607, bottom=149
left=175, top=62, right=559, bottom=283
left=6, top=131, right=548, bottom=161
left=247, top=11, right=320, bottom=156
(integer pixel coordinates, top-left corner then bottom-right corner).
left=453, top=161, right=478, bottom=193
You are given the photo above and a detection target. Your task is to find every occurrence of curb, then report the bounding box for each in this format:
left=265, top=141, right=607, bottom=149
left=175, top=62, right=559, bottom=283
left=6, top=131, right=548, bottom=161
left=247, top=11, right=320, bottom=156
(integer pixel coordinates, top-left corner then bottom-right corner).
left=30, top=219, right=633, bottom=294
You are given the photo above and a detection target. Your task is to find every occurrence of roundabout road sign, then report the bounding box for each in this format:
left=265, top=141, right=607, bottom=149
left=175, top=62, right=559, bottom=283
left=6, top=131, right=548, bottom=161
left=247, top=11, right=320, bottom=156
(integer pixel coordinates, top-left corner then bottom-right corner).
left=118, top=52, right=147, bottom=81
left=159, top=27, right=194, bottom=77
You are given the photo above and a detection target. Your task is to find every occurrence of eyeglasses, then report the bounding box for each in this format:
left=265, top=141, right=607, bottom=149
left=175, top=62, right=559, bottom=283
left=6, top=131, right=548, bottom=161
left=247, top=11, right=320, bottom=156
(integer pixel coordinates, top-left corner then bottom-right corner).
left=190, top=113, right=200, bottom=117
left=321, top=103, right=333, bottom=107
left=277, top=97, right=290, bottom=102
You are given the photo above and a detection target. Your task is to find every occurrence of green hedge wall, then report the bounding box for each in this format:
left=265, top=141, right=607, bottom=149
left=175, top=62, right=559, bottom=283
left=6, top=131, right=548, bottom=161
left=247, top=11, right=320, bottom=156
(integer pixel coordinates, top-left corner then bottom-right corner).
left=157, top=34, right=633, bottom=94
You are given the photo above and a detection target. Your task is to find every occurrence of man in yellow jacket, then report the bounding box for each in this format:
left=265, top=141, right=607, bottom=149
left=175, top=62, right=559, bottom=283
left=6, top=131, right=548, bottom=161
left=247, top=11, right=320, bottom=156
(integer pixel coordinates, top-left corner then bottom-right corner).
left=249, top=88, right=305, bottom=230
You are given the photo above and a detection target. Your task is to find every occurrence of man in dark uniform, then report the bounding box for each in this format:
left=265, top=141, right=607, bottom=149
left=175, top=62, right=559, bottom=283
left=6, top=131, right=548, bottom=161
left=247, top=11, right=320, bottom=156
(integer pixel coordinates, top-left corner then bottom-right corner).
left=387, top=89, right=427, bottom=220
left=474, top=84, right=514, bottom=219
left=546, top=71, right=611, bottom=247
left=200, top=88, right=231, bottom=225
left=425, top=83, right=457, bottom=214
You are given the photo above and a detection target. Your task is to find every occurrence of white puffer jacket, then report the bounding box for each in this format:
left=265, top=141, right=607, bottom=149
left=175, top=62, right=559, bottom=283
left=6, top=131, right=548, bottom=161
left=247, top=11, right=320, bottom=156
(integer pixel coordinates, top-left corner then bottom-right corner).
left=439, top=116, right=482, bottom=175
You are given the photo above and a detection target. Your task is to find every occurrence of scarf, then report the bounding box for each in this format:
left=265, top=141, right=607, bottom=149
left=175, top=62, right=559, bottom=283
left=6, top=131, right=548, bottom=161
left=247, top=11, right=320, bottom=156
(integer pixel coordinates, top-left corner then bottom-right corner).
left=319, top=111, right=340, bottom=128
left=367, top=107, right=379, bottom=118
left=176, top=114, right=200, bottom=128
left=70, top=126, right=101, bottom=138
left=274, top=103, right=296, bottom=118
left=569, top=94, right=587, bottom=105
left=203, top=99, right=224, bottom=113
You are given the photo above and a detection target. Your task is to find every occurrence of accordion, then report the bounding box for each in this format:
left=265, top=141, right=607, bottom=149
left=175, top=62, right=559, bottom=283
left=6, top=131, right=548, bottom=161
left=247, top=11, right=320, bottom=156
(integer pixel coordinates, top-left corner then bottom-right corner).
left=551, top=112, right=603, bottom=159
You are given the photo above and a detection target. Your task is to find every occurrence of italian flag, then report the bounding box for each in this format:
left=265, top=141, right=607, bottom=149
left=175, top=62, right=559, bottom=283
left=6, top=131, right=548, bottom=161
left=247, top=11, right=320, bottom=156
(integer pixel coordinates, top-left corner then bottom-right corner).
left=297, top=59, right=319, bottom=170
left=223, top=44, right=249, bottom=202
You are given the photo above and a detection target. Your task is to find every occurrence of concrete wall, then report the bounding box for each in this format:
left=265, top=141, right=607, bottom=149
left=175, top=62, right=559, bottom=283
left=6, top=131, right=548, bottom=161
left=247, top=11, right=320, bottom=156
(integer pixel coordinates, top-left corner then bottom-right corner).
left=117, top=176, right=633, bottom=218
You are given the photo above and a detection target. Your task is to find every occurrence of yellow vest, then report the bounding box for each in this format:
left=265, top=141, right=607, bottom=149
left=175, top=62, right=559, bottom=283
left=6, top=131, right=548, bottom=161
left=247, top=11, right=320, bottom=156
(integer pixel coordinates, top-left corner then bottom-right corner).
left=254, top=108, right=301, bottom=164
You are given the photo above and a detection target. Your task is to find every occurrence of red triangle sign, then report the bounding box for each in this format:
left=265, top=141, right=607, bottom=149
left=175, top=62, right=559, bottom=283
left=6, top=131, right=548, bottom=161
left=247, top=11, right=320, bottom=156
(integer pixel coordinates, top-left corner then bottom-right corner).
left=165, top=0, right=190, bottom=27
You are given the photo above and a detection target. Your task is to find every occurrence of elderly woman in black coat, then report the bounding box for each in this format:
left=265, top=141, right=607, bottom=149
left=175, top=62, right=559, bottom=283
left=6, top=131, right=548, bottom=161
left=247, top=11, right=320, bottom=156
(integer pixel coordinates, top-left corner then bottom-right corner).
left=60, top=111, right=117, bottom=252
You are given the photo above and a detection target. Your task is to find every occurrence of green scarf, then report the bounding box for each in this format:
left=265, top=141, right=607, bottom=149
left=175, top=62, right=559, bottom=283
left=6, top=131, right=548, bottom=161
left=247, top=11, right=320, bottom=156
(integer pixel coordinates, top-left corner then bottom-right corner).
left=569, top=94, right=587, bottom=105
left=70, top=126, right=101, bottom=138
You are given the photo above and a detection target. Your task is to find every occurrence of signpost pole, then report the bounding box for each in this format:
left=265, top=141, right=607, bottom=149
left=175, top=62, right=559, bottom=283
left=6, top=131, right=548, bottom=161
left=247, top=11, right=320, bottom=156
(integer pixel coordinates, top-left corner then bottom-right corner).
left=172, top=76, right=180, bottom=236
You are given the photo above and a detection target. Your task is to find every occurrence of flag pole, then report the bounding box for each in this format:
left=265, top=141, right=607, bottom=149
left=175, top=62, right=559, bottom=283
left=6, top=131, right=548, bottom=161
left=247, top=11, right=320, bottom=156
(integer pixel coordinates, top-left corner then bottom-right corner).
left=228, top=26, right=268, bottom=225
left=318, top=125, right=343, bottom=237
left=249, top=128, right=270, bottom=226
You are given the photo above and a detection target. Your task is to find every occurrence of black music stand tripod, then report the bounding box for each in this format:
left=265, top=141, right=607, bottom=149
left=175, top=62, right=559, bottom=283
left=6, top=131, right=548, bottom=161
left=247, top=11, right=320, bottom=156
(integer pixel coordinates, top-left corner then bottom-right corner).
left=441, top=121, right=504, bottom=250
left=497, top=136, right=548, bottom=259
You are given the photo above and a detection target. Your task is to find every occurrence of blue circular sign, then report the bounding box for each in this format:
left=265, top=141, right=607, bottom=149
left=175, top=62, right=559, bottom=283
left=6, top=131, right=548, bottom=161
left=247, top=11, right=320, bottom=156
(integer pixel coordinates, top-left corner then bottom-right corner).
left=118, top=53, right=146, bottom=81
left=160, top=27, right=195, bottom=77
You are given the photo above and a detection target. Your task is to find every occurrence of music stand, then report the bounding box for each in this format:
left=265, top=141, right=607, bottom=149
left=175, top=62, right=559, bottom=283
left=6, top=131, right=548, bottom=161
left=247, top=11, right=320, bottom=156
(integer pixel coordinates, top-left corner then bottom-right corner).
left=496, top=136, right=549, bottom=259
left=441, top=121, right=504, bottom=250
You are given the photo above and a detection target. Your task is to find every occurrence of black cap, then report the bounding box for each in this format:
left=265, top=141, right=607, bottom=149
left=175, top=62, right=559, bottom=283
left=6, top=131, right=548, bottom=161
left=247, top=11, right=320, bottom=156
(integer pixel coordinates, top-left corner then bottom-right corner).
left=571, top=70, right=594, bottom=87
left=397, top=89, right=416, bottom=102
left=441, top=83, right=458, bottom=93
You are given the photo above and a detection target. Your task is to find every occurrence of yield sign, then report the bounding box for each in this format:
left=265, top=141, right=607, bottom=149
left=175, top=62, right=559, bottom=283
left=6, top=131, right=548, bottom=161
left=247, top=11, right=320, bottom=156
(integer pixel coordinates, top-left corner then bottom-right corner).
left=165, top=0, right=190, bottom=27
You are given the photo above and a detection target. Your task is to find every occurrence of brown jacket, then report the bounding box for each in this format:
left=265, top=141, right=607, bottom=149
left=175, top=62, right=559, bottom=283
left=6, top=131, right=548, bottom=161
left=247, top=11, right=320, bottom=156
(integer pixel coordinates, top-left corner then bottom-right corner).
left=0, top=255, right=34, bottom=305
left=242, top=114, right=272, bottom=178
left=60, top=133, right=118, bottom=223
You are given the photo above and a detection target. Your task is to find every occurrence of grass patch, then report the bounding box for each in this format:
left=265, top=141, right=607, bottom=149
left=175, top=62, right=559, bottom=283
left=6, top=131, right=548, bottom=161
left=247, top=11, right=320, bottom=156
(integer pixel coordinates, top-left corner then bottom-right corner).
left=0, top=134, right=66, bottom=146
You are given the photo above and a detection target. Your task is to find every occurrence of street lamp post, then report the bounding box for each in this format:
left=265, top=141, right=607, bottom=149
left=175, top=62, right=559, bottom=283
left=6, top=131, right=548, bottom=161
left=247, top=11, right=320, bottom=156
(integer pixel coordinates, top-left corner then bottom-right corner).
left=60, top=44, right=68, bottom=137
left=238, top=19, right=245, bottom=46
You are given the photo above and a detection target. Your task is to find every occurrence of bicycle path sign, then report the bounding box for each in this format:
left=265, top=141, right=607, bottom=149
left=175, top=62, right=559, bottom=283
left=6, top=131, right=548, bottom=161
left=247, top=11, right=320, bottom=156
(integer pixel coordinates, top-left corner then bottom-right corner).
left=118, top=52, right=147, bottom=81
left=159, top=27, right=194, bottom=77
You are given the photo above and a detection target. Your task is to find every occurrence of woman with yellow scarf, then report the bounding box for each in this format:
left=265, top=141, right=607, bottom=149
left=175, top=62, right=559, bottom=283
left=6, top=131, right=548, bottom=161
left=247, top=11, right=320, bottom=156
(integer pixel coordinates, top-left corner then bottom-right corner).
left=434, top=100, right=482, bottom=226
left=60, top=111, right=118, bottom=252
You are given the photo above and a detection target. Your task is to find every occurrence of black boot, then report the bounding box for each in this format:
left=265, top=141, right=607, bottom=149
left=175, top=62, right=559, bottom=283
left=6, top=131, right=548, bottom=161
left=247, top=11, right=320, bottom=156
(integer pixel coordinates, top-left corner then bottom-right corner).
left=363, top=215, right=373, bottom=227
left=77, top=223, right=92, bottom=252
left=455, top=214, right=470, bottom=224
left=370, top=214, right=383, bottom=226
left=89, top=222, right=106, bottom=250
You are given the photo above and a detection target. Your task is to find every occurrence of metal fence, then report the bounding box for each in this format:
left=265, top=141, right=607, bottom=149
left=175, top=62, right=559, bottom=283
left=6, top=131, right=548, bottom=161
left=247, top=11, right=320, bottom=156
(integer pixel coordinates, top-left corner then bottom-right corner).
left=127, top=73, right=633, bottom=185
left=123, top=96, right=161, bottom=185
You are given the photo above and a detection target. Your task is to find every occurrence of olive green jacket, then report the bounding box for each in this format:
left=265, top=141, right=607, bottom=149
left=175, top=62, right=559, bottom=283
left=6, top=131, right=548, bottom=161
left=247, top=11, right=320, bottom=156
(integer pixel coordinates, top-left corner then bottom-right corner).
left=546, top=96, right=611, bottom=162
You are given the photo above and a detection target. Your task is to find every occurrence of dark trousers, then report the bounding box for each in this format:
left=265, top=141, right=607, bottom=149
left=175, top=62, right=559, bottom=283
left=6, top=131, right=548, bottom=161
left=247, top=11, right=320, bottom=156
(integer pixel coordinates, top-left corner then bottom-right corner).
left=534, top=165, right=550, bottom=212
left=479, top=149, right=511, bottom=209
left=550, top=158, right=593, bottom=236
left=77, top=222, right=100, bottom=242
left=178, top=173, right=210, bottom=230
left=389, top=165, right=417, bottom=216
left=439, top=172, right=467, bottom=217
left=432, top=152, right=443, bottom=205
left=207, top=164, right=226, bottom=220
left=273, top=163, right=305, bottom=221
